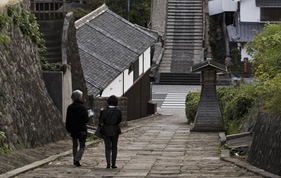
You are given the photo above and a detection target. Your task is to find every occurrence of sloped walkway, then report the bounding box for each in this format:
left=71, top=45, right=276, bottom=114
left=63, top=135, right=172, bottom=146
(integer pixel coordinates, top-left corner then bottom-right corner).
left=16, top=113, right=260, bottom=178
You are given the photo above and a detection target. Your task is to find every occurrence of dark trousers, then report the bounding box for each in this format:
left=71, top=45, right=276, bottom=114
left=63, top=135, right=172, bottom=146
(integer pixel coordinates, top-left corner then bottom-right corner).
left=72, top=138, right=86, bottom=162
left=104, top=135, right=119, bottom=166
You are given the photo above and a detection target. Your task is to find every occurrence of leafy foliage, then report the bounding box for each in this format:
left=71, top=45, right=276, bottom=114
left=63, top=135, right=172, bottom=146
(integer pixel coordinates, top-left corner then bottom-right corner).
left=7, top=5, right=47, bottom=54
left=185, top=92, right=200, bottom=124
left=209, top=14, right=225, bottom=64
left=2, top=4, right=62, bottom=71
left=0, top=12, right=12, bottom=44
left=0, top=132, right=9, bottom=154
left=217, top=84, right=256, bottom=134
left=70, top=0, right=151, bottom=27
left=246, top=23, right=281, bottom=77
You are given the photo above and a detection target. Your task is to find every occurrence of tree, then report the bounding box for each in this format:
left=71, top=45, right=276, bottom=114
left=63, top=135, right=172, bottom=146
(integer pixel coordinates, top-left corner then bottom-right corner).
left=70, top=0, right=151, bottom=27
left=246, top=23, right=281, bottom=77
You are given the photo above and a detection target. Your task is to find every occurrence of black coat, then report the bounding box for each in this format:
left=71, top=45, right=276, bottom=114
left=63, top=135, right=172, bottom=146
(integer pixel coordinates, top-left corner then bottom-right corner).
left=66, top=101, right=89, bottom=139
left=99, top=107, right=122, bottom=137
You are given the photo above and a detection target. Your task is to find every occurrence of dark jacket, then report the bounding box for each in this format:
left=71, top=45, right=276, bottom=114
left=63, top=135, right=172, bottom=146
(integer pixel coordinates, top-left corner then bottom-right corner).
left=99, top=107, right=122, bottom=137
left=66, top=101, right=89, bottom=139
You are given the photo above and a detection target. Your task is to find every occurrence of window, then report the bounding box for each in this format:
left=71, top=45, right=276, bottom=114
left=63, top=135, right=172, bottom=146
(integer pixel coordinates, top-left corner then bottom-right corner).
left=261, top=8, right=281, bottom=21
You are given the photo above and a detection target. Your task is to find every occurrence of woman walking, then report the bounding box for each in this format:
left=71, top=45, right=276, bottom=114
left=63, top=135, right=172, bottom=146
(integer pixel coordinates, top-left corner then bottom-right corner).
left=99, top=95, right=122, bottom=169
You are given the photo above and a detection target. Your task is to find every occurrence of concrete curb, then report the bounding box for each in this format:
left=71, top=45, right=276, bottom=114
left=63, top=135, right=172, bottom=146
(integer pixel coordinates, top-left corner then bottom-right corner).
left=0, top=139, right=102, bottom=178
left=219, top=132, right=281, bottom=178
left=0, top=114, right=160, bottom=178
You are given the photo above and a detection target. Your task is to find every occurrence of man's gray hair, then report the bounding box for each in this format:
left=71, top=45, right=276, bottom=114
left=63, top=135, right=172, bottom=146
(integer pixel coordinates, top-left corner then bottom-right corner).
left=71, top=90, right=83, bottom=102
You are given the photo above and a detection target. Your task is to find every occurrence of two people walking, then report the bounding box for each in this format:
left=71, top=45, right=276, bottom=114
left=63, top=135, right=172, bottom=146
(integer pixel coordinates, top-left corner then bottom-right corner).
left=66, top=90, right=122, bottom=168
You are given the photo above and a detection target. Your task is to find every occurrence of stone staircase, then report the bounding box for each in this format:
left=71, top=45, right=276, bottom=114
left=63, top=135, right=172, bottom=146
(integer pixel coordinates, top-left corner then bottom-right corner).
left=158, top=0, right=204, bottom=74
left=38, top=20, right=64, bottom=63
left=192, top=83, right=225, bottom=131
left=158, top=73, right=200, bottom=85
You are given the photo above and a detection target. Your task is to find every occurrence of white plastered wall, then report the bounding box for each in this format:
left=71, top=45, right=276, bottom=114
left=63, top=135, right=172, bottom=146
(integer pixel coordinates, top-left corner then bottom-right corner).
left=102, top=73, right=123, bottom=97
left=124, top=69, right=134, bottom=93
left=143, top=47, right=151, bottom=73
left=139, top=54, right=144, bottom=75
left=101, top=46, right=152, bottom=97
left=240, top=0, right=260, bottom=22
left=241, top=44, right=253, bottom=61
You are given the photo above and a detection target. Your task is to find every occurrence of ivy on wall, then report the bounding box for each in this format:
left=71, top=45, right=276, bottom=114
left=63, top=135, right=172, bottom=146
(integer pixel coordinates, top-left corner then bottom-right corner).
left=0, top=12, right=12, bottom=44
left=0, top=4, right=62, bottom=71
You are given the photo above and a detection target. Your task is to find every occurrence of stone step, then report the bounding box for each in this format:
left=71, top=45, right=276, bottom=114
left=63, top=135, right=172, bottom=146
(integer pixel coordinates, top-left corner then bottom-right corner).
left=167, top=18, right=203, bottom=22
left=166, top=26, right=203, bottom=30
left=44, top=52, right=61, bottom=58
left=45, top=57, right=62, bottom=63
left=166, top=38, right=203, bottom=42
left=166, top=32, right=203, bottom=36
left=168, top=1, right=202, bottom=5
left=168, top=9, right=203, bottom=13
left=168, top=6, right=202, bottom=9
left=167, top=23, right=203, bottom=27
left=165, top=44, right=202, bottom=48
left=166, top=39, right=202, bottom=43
left=167, top=13, right=203, bottom=17
left=160, top=61, right=172, bottom=64
left=166, top=36, right=203, bottom=40
left=165, top=46, right=202, bottom=50
left=167, top=16, right=203, bottom=20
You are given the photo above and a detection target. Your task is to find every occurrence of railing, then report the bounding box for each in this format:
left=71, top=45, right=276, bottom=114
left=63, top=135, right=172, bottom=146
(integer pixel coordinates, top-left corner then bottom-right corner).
left=30, top=0, right=65, bottom=20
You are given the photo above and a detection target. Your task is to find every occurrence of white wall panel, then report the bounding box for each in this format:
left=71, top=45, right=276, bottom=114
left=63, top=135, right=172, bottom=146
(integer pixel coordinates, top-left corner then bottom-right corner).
left=124, top=69, right=134, bottom=93
left=102, top=73, right=123, bottom=97
left=240, top=0, right=260, bottom=22
left=144, top=48, right=151, bottom=72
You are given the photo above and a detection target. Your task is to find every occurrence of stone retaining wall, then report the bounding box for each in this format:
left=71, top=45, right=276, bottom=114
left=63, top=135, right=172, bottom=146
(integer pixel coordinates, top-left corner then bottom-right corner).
left=247, top=112, right=281, bottom=176
left=0, top=7, right=65, bottom=150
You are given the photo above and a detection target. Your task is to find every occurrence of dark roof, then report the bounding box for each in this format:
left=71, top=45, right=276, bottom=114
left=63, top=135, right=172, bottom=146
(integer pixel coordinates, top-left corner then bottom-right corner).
left=192, top=60, right=227, bottom=73
left=227, top=23, right=264, bottom=42
left=75, top=4, right=158, bottom=96
left=256, top=0, right=281, bottom=7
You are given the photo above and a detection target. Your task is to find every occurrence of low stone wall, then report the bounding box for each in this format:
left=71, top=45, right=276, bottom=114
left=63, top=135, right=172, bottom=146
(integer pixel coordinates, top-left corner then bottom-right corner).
left=89, top=97, right=128, bottom=126
left=247, top=112, right=281, bottom=176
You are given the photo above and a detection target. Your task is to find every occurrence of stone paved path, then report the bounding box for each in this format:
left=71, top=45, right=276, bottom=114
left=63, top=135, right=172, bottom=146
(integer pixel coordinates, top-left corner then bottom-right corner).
left=18, top=112, right=261, bottom=178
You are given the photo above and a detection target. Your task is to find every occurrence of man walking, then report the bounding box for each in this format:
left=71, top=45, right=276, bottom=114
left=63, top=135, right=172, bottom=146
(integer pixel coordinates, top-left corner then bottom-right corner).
left=66, top=90, right=89, bottom=167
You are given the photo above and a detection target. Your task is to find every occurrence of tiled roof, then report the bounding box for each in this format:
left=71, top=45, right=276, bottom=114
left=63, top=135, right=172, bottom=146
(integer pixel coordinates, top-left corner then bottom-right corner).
left=256, top=0, right=281, bottom=7
left=192, top=60, right=227, bottom=73
left=75, top=4, right=157, bottom=96
left=227, top=23, right=264, bottom=43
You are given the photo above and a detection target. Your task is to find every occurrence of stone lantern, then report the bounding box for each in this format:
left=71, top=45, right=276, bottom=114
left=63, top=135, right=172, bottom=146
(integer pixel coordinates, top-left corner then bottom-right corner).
left=191, top=60, right=226, bottom=132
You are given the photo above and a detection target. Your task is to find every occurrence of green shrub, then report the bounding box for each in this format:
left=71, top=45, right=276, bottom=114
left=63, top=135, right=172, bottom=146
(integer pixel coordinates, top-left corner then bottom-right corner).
left=217, top=83, right=256, bottom=134
left=86, top=133, right=98, bottom=142
left=185, top=92, right=200, bottom=124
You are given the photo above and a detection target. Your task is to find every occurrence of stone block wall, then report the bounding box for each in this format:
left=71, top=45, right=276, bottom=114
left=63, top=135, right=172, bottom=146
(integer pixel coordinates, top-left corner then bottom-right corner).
left=247, top=112, right=281, bottom=176
left=90, top=97, right=128, bottom=127
left=43, top=72, right=63, bottom=113
left=0, top=8, right=66, bottom=149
